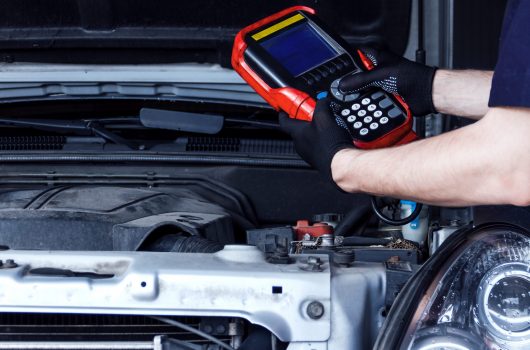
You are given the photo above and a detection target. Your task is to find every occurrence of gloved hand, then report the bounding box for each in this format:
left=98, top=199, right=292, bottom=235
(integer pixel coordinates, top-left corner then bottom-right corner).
left=339, top=47, right=437, bottom=116
left=279, top=98, right=354, bottom=183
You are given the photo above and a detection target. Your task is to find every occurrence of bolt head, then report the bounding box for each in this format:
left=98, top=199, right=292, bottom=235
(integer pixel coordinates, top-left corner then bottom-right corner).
left=306, top=301, right=325, bottom=320
left=307, top=256, right=322, bottom=265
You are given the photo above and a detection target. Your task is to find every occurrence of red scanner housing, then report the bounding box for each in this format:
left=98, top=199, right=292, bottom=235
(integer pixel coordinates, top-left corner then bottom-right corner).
left=232, top=6, right=416, bottom=149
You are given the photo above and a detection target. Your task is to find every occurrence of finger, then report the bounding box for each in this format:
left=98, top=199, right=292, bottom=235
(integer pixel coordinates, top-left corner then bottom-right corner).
left=338, top=69, right=388, bottom=93
left=359, top=47, right=401, bottom=66
left=314, top=97, right=333, bottom=115
left=313, top=98, right=346, bottom=131
left=278, top=110, right=306, bottom=134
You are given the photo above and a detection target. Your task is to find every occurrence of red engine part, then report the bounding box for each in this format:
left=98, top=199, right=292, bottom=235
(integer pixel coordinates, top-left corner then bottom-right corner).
left=294, top=220, right=333, bottom=241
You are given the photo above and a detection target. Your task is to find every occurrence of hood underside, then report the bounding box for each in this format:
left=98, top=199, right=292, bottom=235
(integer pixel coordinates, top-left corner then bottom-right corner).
left=0, top=0, right=412, bottom=66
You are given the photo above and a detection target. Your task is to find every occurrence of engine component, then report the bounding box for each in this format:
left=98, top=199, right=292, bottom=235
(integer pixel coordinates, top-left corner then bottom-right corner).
left=371, top=196, right=423, bottom=226
left=333, top=205, right=372, bottom=237
left=311, top=213, right=344, bottom=228
left=0, top=185, right=251, bottom=251
left=384, top=260, right=419, bottom=310
left=248, top=218, right=420, bottom=264
left=140, top=234, right=224, bottom=253
left=400, top=200, right=429, bottom=244
left=429, top=223, right=461, bottom=254
left=293, top=220, right=333, bottom=241
left=429, top=207, right=472, bottom=254
left=246, top=226, right=294, bottom=254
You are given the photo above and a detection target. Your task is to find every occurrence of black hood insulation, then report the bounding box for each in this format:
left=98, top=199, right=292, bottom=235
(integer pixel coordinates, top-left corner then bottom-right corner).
left=0, top=0, right=412, bottom=65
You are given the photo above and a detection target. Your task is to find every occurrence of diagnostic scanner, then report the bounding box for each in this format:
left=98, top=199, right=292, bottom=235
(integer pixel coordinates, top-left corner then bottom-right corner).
left=232, top=6, right=417, bottom=149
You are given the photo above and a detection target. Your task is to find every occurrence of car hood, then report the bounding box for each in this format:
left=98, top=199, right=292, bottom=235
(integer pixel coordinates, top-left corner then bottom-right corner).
left=0, top=0, right=411, bottom=66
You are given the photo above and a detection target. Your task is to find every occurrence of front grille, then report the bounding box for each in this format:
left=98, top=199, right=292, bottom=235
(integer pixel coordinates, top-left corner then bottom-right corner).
left=0, top=313, right=232, bottom=344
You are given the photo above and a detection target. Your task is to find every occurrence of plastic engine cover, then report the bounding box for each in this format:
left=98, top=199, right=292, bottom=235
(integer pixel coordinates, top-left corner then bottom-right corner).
left=0, top=186, right=237, bottom=251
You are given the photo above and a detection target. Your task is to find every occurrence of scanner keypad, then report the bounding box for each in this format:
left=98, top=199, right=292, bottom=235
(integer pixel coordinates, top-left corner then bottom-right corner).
left=329, top=78, right=407, bottom=142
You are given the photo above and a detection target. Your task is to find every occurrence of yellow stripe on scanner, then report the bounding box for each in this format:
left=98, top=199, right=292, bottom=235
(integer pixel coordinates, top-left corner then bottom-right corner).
left=251, top=13, right=304, bottom=41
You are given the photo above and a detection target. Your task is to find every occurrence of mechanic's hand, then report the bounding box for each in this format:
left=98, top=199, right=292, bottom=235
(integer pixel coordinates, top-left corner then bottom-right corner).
left=339, top=47, right=437, bottom=116
left=279, top=98, right=354, bottom=184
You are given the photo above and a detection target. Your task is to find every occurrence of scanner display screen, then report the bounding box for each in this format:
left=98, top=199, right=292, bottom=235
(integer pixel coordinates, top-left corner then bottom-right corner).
left=260, top=22, right=339, bottom=76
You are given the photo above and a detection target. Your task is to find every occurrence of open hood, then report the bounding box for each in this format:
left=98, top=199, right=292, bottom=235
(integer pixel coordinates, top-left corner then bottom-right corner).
left=0, top=0, right=411, bottom=67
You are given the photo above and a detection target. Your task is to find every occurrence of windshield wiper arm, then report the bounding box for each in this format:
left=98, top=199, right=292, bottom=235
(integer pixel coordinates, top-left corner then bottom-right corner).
left=0, top=118, right=137, bottom=150
left=139, top=108, right=279, bottom=134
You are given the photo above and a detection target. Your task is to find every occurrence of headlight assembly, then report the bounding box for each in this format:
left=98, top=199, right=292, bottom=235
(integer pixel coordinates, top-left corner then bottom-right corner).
left=374, top=223, right=530, bottom=350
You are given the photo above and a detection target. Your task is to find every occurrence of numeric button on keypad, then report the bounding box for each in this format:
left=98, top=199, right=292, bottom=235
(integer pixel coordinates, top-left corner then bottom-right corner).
left=360, top=128, right=369, bottom=136
left=380, top=117, right=389, bottom=124
left=341, top=109, right=351, bottom=116
left=361, top=98, right=371, bottom=105
left=374, top=110, right=383, bottom=118
left=370, top=122, right=379, bottom=130
left=367, top=104, right=376, bottom=112
left=363, top=116, right=372, bottom=123
left=357, top=110, right=366, bottom=117
left=351, top=103, right=360, bottom=111
left=353, top=121, right=362, bottom=129
left=347, top=115, right=356, bottom=123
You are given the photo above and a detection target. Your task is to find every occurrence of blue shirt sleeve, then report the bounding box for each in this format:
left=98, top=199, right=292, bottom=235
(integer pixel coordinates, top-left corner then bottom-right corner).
left=488, top=0, right=530, bottom=108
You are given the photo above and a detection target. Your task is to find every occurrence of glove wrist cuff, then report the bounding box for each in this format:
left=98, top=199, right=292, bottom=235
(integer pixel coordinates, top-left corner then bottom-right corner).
left=424, top=66, right=438, bottom=115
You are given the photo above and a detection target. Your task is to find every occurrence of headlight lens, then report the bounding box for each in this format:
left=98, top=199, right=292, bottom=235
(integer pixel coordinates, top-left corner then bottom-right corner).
left=477, top=262, right=530, bottom=341
left=374, top=224, right=530, bottom=350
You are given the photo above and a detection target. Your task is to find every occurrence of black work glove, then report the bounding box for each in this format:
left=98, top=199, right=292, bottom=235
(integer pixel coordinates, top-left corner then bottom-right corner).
left=279, top=98, right=354, bottom=183
left=339, top=47, right=437, bottom=116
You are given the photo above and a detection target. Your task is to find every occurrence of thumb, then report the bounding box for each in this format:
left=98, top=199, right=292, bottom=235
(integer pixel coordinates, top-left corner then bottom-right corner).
left=338, top=69, right=388, bottom=94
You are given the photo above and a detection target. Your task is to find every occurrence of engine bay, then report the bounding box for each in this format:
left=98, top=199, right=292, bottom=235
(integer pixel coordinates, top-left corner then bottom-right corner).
left=0, top=160, right=473, bottom=350
left=0, top=162, right=440, bottom=349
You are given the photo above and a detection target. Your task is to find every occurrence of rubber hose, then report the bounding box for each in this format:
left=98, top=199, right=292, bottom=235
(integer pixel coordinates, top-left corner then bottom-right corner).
left=334, top=205, right=373, bottom=237
left=171, top=235, right=224, bottom=253
left=145, top=234, right=224, bottom=253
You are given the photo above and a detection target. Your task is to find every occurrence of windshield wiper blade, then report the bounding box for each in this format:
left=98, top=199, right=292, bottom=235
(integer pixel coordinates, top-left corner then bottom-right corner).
left=0, top=118, right=138, bottom=150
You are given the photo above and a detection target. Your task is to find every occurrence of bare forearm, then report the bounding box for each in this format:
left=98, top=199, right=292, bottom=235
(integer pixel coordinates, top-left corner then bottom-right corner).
left=432, top=69, right=493, bottom=119
left=331, top=107, right=530, bottom=206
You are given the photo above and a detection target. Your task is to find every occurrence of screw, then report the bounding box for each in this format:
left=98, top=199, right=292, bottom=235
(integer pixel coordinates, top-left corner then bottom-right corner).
left=3, top=259, right=17, bottom=268
left=307, top=256, right=323, bottom=271
left=306, top=301, right=325, bottom=320
left=449, top=219, right=461, bottom=227
left=307, top=256, right=321, bottom=265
